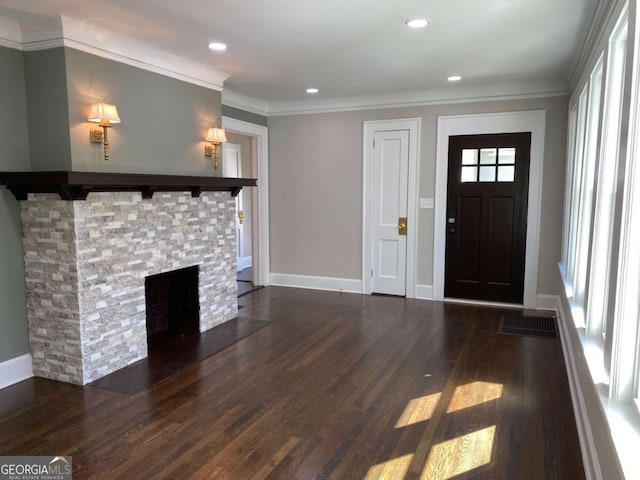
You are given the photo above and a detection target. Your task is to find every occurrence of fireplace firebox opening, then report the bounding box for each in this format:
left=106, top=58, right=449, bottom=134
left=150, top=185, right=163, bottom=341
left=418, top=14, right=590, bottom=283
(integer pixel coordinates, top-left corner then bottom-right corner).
left=145, top=265, right=200, bottom=345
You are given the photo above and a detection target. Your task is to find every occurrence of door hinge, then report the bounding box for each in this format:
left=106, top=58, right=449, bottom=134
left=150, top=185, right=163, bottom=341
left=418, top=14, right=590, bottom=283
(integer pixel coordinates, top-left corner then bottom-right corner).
left=373, top=138, right=375, bottom=148
left=371, top=268, right=374, bottom=277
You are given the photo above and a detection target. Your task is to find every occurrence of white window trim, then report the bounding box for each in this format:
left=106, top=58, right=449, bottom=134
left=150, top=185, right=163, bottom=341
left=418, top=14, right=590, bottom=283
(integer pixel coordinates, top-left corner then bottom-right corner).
left=610, top=3, right=640, bottom=402
left=568, top=85, right=589, bottom=288
left=574, top=63, right=604, bottom=309
left=562, top=106, right=579, bottom=268
left=584, top=15, right=629, bottom=342
left=560, top=3, right=640, bottom=478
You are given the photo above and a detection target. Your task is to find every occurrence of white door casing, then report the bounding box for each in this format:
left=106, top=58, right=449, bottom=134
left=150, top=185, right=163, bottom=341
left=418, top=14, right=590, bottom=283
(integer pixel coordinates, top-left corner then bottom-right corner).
left=434, top=111, right=546, bottom=309
left=363, top=118, right=420, bottom=297
left=221, top=116, right=269, bottom=287
left=223, top=142, right=243, bottom=271
left=372, top=131, right=409, bottom=295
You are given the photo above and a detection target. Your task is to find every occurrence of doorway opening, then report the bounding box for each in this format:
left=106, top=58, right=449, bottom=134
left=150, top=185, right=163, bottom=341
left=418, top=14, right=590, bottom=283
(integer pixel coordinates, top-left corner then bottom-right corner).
left=224, top=131, right=263, bottom=297
left=236, top=266, right=256, bottom=296
left=222, top=116, right=270, bottom=290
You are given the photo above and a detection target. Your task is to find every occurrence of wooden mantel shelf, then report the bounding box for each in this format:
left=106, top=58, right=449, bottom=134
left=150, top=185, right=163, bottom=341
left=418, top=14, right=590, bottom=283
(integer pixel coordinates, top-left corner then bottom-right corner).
left=0, top=171, right=257, bottom=201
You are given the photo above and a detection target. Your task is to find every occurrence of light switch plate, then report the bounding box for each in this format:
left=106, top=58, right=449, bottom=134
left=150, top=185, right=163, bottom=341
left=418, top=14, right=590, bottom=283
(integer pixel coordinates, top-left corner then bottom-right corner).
left=419, top=198, right=434, bottom=209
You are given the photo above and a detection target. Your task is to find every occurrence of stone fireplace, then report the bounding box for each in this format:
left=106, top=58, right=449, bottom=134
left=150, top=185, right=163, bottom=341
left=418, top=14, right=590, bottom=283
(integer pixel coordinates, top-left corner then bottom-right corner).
left=0, top=171, right=256, bottom=385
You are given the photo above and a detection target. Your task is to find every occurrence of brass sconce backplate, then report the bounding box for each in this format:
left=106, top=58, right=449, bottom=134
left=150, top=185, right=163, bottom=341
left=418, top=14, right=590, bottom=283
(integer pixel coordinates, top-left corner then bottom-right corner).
left=90, top=128, right=104, bottom=143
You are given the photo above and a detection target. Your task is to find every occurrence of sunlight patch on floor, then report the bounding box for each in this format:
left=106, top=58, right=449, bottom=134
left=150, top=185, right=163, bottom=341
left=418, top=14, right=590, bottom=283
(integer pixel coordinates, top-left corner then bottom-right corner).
left=364, top=453, right=414, bottom=480
left=395, top=392, right=442, bottom=428
left=446, top=381, right=503, bottom=413
left=420, top=425, right=496, bottom=479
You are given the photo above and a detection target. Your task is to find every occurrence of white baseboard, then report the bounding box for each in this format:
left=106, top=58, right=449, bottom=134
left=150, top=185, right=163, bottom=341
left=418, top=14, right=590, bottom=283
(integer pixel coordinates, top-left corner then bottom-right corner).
left=0, top=353, right=33, bottom=390
left=415, top=284, right=433, bottom=300
left=556, top=293, right=602, bottom=480
left=536, top=294, right=561, bottom=313
left=238, top=256, right=252, bottom=271
left=265, top=277, right=558, bottom=310
left=269, top=273, right=362, bottom=293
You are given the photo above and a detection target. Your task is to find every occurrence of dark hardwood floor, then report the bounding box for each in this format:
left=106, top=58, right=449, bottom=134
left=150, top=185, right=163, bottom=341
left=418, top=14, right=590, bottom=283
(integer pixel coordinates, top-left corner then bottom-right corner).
left=237, top=267, right=262, bottom=297
left=88, top=317, right=271, bottom=395
left=0, top=287, right=584, bottom=479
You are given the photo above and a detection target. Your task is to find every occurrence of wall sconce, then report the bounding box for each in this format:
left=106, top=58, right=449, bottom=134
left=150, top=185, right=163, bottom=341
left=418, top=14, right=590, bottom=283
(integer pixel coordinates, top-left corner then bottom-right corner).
left=89, top=97, right=121, bottom=161
left=204, top=127, right=227, bottom=169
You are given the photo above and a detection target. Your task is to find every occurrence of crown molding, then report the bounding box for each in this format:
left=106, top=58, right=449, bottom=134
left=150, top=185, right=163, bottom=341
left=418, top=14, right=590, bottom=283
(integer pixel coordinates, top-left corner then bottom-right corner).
left=1, top=12, right=569, bottom=115
left=568, top=0, right=609, bottom=88
left=224, top=79, right=568, bottom=117
left=0, top=13, right=228, bottom=92
left=63, top=38, right=225, bottom=91
left=265, top=79, right=569, bottom=116
left=569, top=0, right=626, bottom=94
left=4, top=14, right=64, bottom=51
left=59, top=15, right=228, bottom=91
left=0, top=20, right=22, bottom=49
left=0, top=33, right=21, bottom=50
left=222, top=89, right=269, bottom=116
left=22, top=38, right=64, bottom=51
left=21, top=27, right=64, bottom=46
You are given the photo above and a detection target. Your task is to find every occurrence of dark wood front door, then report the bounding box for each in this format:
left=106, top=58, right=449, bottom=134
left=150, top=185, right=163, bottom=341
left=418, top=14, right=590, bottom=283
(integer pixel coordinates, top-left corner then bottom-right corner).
left=445, top=132, right=531, bottom=303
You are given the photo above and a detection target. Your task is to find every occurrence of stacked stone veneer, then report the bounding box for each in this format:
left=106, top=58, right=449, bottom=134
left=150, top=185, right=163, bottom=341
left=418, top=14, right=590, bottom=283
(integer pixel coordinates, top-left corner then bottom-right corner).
left=20, top=191, right=238, bottom=384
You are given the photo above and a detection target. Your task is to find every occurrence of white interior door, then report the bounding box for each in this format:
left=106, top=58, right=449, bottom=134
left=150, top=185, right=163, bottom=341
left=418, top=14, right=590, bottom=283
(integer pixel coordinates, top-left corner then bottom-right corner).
left=223, top=143, right=243, bottom=271
left=372, top=130, right=409, bottom=295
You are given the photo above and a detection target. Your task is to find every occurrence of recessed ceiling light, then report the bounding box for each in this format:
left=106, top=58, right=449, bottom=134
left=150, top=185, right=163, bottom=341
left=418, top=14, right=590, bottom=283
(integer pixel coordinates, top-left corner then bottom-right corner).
left=306, top=88, right=319, bottom=94
left=448, top=75, right=462, bottom=82
left=208, top=42, right=227, bottom=51
left=405, top=19, right=429, bottom=29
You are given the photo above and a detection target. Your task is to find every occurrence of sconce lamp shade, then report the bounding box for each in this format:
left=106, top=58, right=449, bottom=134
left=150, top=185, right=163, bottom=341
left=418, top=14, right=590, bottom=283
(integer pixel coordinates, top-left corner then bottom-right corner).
left=88, top=102, right=121, bottom=125
left=206, top=127, right=227, bottom=143
left=204, top=127, right=227, bottom=169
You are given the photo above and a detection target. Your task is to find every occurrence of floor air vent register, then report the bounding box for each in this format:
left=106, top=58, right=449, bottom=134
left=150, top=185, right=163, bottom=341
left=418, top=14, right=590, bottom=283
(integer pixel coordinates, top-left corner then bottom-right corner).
left=498, top=314, right=558, bottom=338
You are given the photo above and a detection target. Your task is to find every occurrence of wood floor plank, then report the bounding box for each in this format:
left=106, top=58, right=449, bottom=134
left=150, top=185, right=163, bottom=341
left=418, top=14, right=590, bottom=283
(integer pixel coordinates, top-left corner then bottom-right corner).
left=0, top=287, right=585, bottom=479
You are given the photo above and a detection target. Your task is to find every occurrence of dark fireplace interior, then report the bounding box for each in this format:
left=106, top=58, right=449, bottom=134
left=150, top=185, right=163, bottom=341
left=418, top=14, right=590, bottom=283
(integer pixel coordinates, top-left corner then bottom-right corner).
left=145, top=265, right=200, bottom=346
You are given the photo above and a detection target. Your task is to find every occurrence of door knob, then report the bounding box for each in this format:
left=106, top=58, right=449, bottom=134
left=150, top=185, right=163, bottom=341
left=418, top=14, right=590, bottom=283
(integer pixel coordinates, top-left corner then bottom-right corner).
left=398, top=217, right=407, bottom=236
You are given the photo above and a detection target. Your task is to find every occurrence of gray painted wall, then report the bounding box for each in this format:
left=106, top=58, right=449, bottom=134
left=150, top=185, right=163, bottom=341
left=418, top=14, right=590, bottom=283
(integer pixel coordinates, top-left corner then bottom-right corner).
left=270, top=113, right=362, bottom=279
left=65, top=48, right=222, bottom=176
left=23, top=48, right=72, bottom=170
left=269, top=96, right=568, bottom=295
left=0, top=46, right=30, bottom=362
left=1, top=45, right=227, bottom=366
left=222, top=105, right=268, bottom=127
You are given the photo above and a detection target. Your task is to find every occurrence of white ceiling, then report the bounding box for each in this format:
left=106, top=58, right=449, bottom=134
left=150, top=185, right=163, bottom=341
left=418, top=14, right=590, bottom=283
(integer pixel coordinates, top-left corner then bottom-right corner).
left=0, top=0, right=596, bottom=112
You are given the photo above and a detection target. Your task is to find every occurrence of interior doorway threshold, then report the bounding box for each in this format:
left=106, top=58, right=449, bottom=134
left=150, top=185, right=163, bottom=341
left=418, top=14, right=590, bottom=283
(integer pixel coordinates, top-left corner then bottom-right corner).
left=443, top=297, right=523, bottom=310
